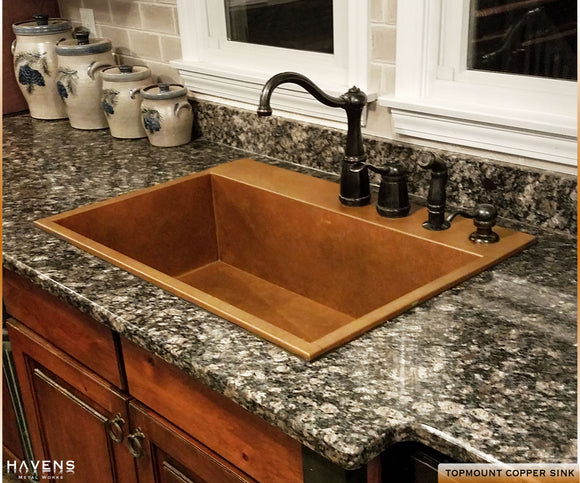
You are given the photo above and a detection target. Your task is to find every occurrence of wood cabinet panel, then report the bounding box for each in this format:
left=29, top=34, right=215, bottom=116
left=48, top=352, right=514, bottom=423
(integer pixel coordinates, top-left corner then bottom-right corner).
left=122, top=338, right=303, bottom=483
left=129, top=401, right=257, bottom=483
left=3, top=269, right=125, bottom=388
left=7, top=319, right=137, bottom=483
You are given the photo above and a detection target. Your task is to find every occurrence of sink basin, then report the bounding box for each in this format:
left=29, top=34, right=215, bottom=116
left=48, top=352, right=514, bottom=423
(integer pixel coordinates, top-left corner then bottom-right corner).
left=36, top=159, right=535, bottom=359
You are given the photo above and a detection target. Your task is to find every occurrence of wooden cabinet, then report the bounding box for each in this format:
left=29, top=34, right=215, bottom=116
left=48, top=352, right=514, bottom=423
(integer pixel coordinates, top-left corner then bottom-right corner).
left=6, top=317, right=262, bottom=483
left=122, top=338, right=304, bottom=483
left=129, top=401, right=257, bottom=483
left=8, top=319, right=137, bottom=482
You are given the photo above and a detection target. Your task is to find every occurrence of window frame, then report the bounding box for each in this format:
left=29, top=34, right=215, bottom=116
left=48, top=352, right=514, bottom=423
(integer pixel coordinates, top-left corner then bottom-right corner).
left=378, top=0, right=577, bottom=173
left=172, top=0, right=373, bottom=125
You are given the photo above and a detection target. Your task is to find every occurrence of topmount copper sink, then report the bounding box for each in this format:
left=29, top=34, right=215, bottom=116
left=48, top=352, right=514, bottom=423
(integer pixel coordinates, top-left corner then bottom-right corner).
left=36, top=159, right=535, bottom=359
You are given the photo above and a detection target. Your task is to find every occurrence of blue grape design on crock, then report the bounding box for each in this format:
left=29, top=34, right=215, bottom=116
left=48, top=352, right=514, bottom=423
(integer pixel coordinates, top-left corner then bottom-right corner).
left=102, top=89, right=119, bottom=116
left=56, top=69, right=78, bottom=100
left=142, top=108, right=162, bottom=134
left=56, top=81, right=68, bottom=99
left=14, top=51, right=49, bottom=93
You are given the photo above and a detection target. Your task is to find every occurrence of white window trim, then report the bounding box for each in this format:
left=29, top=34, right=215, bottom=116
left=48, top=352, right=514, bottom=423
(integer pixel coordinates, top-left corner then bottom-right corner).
left=172, top=0, right=374, bottom=126
left=378, top=0, right=578, bottom=173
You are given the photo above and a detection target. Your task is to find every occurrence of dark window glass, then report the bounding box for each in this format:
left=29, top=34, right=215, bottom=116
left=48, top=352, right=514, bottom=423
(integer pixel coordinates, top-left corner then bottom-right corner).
left=225, top=0, right=334, bottom=54
left=468, top=0, right=577, bottom=80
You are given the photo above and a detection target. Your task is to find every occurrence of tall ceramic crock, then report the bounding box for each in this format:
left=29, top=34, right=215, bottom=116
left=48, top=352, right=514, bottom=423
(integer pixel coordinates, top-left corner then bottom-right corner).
left=56, top=29, right=114, bottom=130
left=101, top=65, right=152, bottom=139
left=140, top=84, right=193, bottom=147
left=12, top=14, right=73, bottom=120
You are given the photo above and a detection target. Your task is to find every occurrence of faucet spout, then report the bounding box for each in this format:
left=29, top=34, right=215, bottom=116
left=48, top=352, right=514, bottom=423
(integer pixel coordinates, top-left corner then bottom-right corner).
left=258, top=72, right=370, bottom=207
left=258, top=72, right=348, bottom=113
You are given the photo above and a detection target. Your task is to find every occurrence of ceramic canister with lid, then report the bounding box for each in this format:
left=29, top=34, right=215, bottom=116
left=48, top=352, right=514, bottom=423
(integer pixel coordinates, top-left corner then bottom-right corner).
left=12, top=14, right=73, bottom=119
left=101, top=65, right=153, bottom=139
left=140, top=83, right=193, bottom=147
left=56, top=29, right=114, bottom=130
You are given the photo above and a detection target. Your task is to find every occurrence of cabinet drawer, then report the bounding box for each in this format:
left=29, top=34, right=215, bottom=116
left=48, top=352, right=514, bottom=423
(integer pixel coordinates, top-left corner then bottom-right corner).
left=130, top=401, right=257, bottom=483
left=3, top=269, right=124, bottom=389
left=122, top=338, right=303, bottom=483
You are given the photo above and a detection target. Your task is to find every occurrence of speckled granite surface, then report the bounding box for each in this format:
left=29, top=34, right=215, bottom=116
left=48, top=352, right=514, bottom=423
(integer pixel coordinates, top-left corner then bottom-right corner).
left=195, top=101, right=577, bottom=235
left=2, top=114, right=577, bottom=469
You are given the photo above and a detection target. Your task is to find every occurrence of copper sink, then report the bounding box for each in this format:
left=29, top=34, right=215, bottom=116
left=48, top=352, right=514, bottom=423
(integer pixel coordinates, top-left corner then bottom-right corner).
left=35, top=159, right=535, bottom=359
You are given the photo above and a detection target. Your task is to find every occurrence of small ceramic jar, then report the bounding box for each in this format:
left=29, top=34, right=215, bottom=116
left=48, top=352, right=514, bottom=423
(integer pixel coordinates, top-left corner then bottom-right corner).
left=101, top=65, right=152, bottom=139
left=140, top=83, right=193, bottom=147
left=12, top=14, right=73, bottom=120
left=56, top=29, right=114, bottom=130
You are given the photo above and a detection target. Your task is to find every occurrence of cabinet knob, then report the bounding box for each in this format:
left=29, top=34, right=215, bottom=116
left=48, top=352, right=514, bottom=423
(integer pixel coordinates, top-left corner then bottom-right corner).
left=106, top=414, right=125, bottom=444
left=127, top=428, right=146, bottom=459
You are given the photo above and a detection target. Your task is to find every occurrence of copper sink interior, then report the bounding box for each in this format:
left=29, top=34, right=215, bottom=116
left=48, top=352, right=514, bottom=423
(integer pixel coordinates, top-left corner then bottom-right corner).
left=35, top=159, right=535, bottom=359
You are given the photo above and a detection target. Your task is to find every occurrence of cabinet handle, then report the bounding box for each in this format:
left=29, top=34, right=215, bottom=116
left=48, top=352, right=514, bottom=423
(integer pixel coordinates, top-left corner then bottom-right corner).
left=126, top=428, right=146, bottom=459
left=106, top=414, right=125, bottom=444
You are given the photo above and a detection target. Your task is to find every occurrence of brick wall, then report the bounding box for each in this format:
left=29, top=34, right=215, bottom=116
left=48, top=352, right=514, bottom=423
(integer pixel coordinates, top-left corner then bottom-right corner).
left=370, top=0, right=397, bottom=96
left=58, top=0, right=182, bottom=82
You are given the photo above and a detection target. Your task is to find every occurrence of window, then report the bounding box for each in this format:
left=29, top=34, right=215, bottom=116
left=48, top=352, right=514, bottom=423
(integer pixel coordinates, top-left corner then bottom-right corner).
left=379, top=0, right=577, bottom=173
left=172, top=0, right=372, bottom=124
left=224, top=0, right=334, bottom=54
left=467, top=1, right=577, bottom=80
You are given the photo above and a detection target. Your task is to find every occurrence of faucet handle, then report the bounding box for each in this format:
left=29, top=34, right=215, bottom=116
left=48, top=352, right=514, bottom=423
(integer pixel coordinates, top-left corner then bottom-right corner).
left=446, top=203, right=500, bottom=243
left=370, top=162, right=410, bottom=218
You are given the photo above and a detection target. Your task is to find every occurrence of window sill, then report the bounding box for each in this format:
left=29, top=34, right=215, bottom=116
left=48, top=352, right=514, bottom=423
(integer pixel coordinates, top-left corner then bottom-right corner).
left=379, top=96, right=577, bottom=173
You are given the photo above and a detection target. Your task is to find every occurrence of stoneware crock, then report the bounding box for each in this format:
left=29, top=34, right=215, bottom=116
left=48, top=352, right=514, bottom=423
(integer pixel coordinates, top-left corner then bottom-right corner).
left=56, top=29, right=114, bottom=130
left=101, top=65, right=153, bottom=139
left=12, top=14, right=73, bottom=120
left=140, top=83, right=193, bottom=147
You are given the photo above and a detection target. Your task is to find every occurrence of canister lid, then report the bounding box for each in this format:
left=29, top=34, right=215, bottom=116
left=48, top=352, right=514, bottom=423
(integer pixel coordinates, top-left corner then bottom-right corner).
left=13, top=15, right=72, bottom=35
left=101, top=65, right=152, bottom=82
left=56, top=29, right=112, bottom=56
left=141, top=83, right=188, bottom=100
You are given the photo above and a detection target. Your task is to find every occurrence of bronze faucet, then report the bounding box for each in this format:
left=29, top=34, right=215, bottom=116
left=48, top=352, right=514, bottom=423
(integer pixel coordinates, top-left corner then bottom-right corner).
left=258, top=72, right=371, bottom=207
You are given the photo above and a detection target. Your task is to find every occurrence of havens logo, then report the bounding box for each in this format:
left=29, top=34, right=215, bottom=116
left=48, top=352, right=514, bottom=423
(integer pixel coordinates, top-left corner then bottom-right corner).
left=5, top=460, right=75, bottom=480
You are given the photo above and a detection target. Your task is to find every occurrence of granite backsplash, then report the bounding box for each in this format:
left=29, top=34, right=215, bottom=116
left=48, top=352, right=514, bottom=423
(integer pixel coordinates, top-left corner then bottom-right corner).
left=192, top=100, right=577, bottom=236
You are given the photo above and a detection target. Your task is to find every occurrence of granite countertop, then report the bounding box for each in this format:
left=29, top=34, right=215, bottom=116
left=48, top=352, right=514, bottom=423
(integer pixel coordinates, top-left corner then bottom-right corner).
left=3, top=114, right=577, bottom=469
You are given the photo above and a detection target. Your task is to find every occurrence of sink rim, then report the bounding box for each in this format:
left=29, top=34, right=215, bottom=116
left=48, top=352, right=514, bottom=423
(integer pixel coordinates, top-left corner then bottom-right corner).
left=35, top=159, right=536, bottom=360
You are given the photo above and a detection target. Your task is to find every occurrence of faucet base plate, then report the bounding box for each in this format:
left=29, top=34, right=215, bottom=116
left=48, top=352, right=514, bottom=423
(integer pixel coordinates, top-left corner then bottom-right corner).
left=339, top=194, right=371, bottom=207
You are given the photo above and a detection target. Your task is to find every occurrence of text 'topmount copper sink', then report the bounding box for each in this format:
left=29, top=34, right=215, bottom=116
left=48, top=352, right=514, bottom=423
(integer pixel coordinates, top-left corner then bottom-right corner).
left=35, top=159, right=535, bottom=359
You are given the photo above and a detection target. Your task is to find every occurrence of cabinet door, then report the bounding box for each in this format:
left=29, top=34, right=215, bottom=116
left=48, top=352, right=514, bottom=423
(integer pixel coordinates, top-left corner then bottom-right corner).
left=129, top=401, right=257, bottom=483
left=7, top=319, right=138, bottom=483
